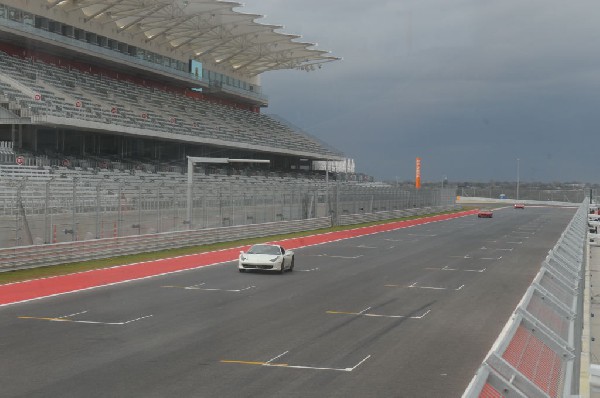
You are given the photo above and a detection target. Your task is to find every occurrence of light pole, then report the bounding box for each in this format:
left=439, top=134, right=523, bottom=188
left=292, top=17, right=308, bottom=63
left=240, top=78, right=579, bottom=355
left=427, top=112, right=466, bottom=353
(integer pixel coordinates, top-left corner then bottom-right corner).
left=516, top=158, right=520, bottom=201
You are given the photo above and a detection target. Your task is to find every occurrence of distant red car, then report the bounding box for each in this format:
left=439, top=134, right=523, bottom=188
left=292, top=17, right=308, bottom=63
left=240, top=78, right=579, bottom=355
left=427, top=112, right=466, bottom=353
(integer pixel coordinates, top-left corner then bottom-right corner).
left=478, top=210, right=493, bottom=218
left=514, top=203, right=525, bottom=209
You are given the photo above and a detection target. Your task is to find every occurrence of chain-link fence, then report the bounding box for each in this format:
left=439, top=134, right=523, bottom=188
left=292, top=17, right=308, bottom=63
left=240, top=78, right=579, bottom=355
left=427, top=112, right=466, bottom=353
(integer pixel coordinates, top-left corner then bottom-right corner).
left=0, top=177, right=454, bottom=249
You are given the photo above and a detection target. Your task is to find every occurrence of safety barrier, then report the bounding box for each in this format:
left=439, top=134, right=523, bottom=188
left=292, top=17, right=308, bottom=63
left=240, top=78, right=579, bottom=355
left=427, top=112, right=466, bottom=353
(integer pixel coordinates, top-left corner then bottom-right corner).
left=0, top=204, right=458, bottom=271
left=337, top=205, right=460, bottom=226
left=463, top=201, right=588, bottom=397
left=0, top=217, right=331, bottom=272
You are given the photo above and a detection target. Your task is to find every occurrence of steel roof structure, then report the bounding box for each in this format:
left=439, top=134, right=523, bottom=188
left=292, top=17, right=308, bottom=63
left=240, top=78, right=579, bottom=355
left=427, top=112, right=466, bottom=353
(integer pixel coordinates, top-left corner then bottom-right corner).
left=48, top=0, right=340, bottom=77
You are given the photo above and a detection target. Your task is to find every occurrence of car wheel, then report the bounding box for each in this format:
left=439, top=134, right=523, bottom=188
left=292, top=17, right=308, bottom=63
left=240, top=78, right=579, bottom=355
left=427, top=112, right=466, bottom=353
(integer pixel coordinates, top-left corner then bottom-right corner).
left=239, top=269, right=245, bottom=273
left=289, top=257, right=294, bottom=272
left=279, top=260, right=285, bottom=274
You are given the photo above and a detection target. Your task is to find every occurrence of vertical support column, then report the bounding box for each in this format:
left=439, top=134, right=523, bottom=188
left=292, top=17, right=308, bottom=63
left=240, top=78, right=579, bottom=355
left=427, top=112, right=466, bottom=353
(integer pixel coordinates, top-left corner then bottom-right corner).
left=157, top=185, right=161, bottom=233
left=71, top=178, right=77, bottom=241
left=137, top=185, right=142, bottom=235
left=325, top=159, right=329, bottom=216
left=95, top=183, right=101, bottom=239
left=186, top=157, right=193, bottom=230
left=44, top=179, right=50, bottom=244
left=117, top=183, right=122, bottom=237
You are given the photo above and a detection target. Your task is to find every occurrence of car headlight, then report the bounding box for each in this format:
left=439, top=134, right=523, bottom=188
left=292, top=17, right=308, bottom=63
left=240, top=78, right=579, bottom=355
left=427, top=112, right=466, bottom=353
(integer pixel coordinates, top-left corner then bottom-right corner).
left=269, top=256, right=280, bottom=262
left=240, top=255, right=247, bottom=261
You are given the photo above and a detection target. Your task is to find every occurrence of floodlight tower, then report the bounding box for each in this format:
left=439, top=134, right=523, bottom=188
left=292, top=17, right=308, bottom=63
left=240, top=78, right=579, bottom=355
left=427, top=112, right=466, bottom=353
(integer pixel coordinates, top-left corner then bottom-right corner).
left=516, top=158, right=520, bottom=201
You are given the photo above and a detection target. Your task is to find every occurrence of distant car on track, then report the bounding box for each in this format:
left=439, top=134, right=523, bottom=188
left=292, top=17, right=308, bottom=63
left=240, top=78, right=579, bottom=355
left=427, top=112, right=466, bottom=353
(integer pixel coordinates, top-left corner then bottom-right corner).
left=239, top=244, right=294, bottom=273
left=478, top=209, right=493, bottom=218
left=514, top=203, right=525, bottom=209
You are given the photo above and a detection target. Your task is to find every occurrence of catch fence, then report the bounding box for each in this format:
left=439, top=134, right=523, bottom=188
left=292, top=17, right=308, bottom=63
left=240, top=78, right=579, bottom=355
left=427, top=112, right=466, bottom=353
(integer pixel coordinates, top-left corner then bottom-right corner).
left=0, top=173, right=455, bottom=249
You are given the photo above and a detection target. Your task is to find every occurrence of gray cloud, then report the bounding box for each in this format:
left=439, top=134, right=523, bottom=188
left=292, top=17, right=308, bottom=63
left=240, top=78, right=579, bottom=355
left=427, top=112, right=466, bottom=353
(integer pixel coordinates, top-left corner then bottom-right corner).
left=242, top=0, right=600, bottom=182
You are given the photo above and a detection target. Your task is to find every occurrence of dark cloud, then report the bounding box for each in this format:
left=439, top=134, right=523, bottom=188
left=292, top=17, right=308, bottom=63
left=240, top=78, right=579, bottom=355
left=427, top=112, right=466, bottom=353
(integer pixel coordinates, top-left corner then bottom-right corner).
left=242, top=0, right=600, bottom=182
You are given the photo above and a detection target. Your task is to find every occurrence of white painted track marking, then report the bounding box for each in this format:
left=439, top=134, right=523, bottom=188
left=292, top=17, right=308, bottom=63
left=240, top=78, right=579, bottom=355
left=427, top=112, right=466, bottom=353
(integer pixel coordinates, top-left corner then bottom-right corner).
left=326, top=309, right=431, bottom=319
left=308, top=254, right=363, bottom=259
left=222, top=354, right=372, bottom=372
left=266, top=351, right=289, bottom=364
left=426, top=266, right=485, bottom=273
left=57, top=310, right=88, bottom=319
left=385, top=282, right=465, bottom=291
left=162, top=284, right=255, bottom=292
left=296, top=268, right=319, bottom=272
left=18, top=314, right=153, bottom=325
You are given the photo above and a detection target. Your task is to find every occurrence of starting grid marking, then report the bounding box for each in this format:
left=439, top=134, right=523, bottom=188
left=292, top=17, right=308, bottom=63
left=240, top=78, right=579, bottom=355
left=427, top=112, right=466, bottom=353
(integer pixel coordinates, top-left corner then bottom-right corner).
left=385, top=282, right=465, bottom=291
left=308, top=254, right=364, bottom=259
left=18, top=310, right=153, bottom=325
left=426, top=265, right=486, bottom=273
left=221, top=351, right=371, bottom=373
left=162, top=283, right=255, bottom=292
left=326, top=307, right=431, bottom=319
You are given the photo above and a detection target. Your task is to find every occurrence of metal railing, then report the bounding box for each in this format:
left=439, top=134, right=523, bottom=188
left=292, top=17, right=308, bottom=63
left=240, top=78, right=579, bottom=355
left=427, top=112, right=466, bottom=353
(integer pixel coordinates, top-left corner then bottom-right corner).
left=0, top=173, right=453, bottom=249
left=463, top=200, right=588, bottom=397
left=0, top=217, right=332, bottom=271
left=0, top=204, right=459, bottom=272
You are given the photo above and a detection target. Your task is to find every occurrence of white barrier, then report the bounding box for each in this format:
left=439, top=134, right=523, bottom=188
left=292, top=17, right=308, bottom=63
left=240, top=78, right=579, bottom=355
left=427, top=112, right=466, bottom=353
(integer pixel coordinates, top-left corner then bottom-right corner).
left=463, top=200, right=588, bottom=398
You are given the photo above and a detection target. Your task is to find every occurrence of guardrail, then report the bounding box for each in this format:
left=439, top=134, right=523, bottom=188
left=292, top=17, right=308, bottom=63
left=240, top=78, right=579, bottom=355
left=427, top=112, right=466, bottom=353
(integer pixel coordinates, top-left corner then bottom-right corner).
left=0, top=217, right=331, bottom=272
left=0, top=204, right=459, bottom=272
left=337, top=205, right=460, bottom=226
left=463, top=200, right=588, bottom=397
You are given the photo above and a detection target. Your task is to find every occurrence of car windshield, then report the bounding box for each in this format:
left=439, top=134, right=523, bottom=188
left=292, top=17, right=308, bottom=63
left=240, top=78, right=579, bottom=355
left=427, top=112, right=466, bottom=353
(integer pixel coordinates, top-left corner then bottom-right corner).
left=247, top=245, right=281, bottom=255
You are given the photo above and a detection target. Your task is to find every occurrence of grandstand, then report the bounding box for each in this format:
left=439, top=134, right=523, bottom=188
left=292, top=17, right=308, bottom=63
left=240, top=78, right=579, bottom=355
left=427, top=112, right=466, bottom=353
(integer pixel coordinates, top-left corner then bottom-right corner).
left=0, top=0, right=344, bottom=174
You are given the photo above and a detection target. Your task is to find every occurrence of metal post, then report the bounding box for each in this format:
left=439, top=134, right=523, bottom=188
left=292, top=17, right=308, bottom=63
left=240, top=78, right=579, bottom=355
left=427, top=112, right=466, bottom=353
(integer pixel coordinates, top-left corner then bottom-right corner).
left=44, top=178, right=51, bottom=243
left=71, top=178, right=77, bottom=241
left=186, top=157, right=193, bottom=229
left=325, top=160, right=329, bottom=216
left=117, top=183, right=122, bottom=237
left=137, top=185, right=142, bottom=235
left=516, top=158, right=520, bottom=201
left=95, top=183, right=101, bottom=239
left=157, top=184, right=161, bottom=233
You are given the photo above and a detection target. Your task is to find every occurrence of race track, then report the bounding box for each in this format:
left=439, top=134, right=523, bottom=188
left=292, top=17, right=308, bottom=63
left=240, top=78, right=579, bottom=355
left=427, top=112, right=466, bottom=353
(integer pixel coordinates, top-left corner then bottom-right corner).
left=0, top=206, right=575, bottom=397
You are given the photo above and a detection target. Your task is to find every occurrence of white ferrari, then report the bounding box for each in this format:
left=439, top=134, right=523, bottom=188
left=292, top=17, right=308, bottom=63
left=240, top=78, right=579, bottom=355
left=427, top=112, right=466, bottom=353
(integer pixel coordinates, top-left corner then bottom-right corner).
left=238, top=244, right=295, bottom=273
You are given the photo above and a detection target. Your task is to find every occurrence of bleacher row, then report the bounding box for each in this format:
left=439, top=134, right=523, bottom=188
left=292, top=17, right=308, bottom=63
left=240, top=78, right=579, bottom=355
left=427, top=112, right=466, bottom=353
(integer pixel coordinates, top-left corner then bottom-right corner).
left=0, top=50, right=338, bottom=157
left=0, top=164, right=331, bottom=216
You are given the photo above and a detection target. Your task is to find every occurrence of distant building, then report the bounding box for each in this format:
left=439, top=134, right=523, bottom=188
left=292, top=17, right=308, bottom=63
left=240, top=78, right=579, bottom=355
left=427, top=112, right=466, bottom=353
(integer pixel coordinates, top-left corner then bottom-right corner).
left=313, top=158, right=356, bottom=173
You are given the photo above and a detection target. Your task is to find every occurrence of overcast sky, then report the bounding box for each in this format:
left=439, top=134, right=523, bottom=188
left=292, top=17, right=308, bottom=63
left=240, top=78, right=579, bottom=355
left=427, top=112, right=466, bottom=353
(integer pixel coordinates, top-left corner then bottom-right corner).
left=241, top=1, right=600, bottom=183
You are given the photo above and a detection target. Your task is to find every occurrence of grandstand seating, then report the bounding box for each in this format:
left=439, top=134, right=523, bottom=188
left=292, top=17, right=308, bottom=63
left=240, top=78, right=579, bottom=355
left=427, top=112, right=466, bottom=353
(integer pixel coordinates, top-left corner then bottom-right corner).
left=0, top=50, right=337, bottom=157
left=0, top=164, right=333, bottom=217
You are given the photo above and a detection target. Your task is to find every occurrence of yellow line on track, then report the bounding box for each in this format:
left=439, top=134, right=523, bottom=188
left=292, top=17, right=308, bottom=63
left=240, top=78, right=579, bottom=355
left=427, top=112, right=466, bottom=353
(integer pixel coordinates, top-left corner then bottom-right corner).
left=18, top=316, right=70, bottom=322
left=326, top=311, right=358, bottom=315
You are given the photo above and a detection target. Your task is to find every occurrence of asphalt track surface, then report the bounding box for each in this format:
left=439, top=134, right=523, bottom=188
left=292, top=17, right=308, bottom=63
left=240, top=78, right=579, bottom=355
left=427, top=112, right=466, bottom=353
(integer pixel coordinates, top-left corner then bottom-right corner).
left=0, top=206, right=575, bottom=398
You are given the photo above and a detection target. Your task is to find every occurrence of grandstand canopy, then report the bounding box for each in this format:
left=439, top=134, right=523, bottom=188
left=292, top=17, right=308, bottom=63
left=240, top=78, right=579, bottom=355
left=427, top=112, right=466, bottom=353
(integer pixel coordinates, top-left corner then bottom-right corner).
left=50, top=0, right=340, bottom=76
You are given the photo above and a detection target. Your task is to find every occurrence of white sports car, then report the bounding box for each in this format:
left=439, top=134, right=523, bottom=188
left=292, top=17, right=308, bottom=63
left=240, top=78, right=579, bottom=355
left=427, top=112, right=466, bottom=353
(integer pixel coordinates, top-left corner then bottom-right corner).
left=238, top=244, right=295, bottom=273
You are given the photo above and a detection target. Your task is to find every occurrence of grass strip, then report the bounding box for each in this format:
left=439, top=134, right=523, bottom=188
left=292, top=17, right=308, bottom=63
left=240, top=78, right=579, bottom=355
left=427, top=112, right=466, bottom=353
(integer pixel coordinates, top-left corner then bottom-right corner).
left=0, top=209, right=468, bottom=285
